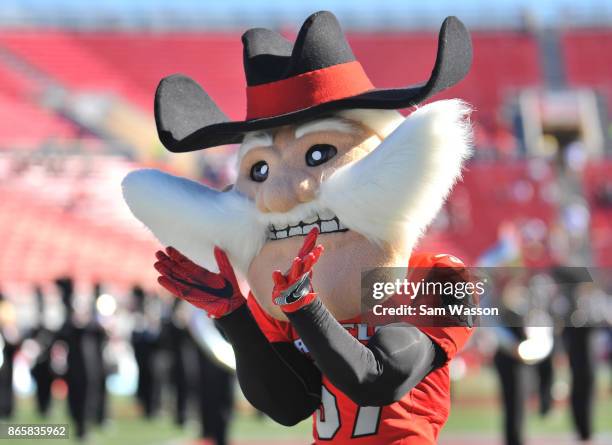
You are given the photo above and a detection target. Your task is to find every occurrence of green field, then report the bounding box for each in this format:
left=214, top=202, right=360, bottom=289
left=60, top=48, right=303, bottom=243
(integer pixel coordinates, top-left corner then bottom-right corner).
left=3, top=367, right=611, bottom=444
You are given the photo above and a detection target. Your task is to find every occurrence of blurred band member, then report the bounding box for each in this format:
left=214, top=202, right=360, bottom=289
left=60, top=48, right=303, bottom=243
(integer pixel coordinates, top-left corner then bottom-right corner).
left=56, top=277, right=89, bottom=439
left=197, top=351, right=234, bottom=445
left=130, top=285, right=161, bottom=418
left=87, top=283, right=110, bottom=425
left=551, top=265, right=596, bottom=444
left=563, top=326, right=595, bottom=442
left=0, top=288, right=21, bottom=418
left=493, top=325, right=554, bottom=445
left=29, top=285, right=55, bottom=417
left=191, top=313, right=235, bottom=445
left=160, top=299, right=193, bottom=426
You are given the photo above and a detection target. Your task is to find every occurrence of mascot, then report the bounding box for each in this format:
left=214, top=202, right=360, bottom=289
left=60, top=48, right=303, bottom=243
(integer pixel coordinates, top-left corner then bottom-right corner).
left=123, top=11, right=474, bottom=444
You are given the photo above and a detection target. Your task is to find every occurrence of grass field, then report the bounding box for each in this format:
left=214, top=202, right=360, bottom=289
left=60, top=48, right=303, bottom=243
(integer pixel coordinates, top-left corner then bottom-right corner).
left=3, top=367, right=611, bottom=445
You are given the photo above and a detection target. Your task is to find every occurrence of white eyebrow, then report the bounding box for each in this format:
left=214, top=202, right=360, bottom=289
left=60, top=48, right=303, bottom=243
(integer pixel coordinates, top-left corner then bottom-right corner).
left=238, top=117, right=356, bottom=161
left=294, top=117, right=356, bottom=139
left=239, top=130, right=273, bottom=159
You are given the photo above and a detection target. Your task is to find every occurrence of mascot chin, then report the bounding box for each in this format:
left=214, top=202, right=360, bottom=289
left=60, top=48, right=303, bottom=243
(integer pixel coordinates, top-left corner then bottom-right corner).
left=123, top=10, right=474, bottom=445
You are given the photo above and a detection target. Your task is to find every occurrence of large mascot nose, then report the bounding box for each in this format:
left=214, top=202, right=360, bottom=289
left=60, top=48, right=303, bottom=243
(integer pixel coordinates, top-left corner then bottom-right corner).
left=256, top=170, right=317, bottom=213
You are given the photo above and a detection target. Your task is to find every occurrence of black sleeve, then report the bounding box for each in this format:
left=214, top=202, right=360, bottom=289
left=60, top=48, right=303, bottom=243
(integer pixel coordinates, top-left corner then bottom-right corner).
left=286, top=298, right=445, bottom=406
left=216, top=304, right=321, bottom=425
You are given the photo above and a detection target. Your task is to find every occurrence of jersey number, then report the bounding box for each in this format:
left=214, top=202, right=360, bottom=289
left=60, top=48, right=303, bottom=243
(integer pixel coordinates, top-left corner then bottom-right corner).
left=316, top=385, right=382, bottom=440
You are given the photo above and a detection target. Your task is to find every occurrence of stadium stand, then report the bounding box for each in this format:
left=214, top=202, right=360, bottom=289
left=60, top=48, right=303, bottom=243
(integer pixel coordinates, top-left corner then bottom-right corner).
left=0, top=31, right=131, bottom=94
left=0, top=60, right=40, bottom=98
left=562, top=29, right=612, bottom=112
left=421, top=161, right=558, bottom=267
left=0, top=30, right=540, bottom=120
left=0, top=56, right=79, bottom=147
left=0, top=155, right=158, bottom=285
left=0, top=95, right=78, bottom=147
left=582, top=160, right=612, bottom=266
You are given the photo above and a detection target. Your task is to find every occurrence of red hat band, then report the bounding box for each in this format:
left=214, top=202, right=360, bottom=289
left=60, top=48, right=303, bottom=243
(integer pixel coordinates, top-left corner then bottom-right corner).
left=245, top=61, right=374, bottom=120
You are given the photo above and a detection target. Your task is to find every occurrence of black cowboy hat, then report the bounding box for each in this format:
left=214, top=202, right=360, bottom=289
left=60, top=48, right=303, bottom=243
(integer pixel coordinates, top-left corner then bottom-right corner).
left=155, top=10, right=472, bottom=152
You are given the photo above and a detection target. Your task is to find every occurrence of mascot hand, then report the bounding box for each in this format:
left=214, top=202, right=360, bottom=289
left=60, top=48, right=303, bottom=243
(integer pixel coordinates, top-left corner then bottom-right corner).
left=154, top=246, right=244, bottom=318
left=272, top=227, right=324, bottom=313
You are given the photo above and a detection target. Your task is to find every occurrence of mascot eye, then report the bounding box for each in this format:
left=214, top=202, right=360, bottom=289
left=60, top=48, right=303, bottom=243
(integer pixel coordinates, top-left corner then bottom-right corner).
left=250, top=161, right=269, bottom=182
left=306, top=144, right=337, bottom=167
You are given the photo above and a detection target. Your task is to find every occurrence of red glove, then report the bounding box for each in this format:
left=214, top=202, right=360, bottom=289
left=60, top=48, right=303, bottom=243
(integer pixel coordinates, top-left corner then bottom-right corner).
left=272, top=227, right=324, bottom=313
left=154, top=246, right=245, bottom=318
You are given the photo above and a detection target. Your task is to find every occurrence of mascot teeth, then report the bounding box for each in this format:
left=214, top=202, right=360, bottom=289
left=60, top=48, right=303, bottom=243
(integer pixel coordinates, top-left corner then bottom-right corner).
left=269, top=215, right=348, bottom=240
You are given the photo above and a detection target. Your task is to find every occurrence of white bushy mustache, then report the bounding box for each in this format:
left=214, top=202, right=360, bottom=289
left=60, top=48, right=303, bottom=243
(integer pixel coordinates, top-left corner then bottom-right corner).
left=122, top=99, right=472, bottom=276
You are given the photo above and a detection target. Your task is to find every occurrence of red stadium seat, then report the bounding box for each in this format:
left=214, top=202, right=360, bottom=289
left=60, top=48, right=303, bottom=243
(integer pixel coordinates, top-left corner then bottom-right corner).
left=421, top=161, right=558, bottom=266
left=0, top=93, right=78, bottom=147
left=0, top=159, right=160, bottom=286
left=582, top=160, right=612, bottom=266
left=562, top=29, right=612, bottom=112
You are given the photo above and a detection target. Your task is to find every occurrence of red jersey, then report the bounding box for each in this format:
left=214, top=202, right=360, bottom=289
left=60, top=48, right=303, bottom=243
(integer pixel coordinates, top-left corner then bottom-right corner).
left=247, top=252, right=473, bottom=445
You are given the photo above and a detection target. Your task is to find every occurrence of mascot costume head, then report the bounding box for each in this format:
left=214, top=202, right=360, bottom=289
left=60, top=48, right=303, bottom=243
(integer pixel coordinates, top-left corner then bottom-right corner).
left=122, top=11, right=473, bottom=321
